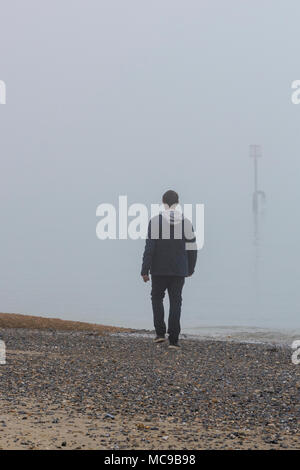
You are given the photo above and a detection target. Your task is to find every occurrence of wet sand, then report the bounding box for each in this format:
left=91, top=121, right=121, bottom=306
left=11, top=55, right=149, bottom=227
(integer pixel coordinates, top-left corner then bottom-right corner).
left=0, top=317, right=299, bottom=450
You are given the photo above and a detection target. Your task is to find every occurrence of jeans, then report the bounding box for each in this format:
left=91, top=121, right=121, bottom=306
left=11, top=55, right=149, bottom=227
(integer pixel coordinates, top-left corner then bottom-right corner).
left=151, top=275, right=185, bottom=344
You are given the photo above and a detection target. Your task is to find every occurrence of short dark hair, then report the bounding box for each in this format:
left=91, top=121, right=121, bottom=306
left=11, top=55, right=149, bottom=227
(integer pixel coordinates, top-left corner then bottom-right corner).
left=162, top=190, right=179, bottom=207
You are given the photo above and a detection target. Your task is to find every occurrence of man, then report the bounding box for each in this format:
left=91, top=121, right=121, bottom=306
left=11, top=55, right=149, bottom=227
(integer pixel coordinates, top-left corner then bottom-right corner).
left=141, top=190, right=197, bottom=349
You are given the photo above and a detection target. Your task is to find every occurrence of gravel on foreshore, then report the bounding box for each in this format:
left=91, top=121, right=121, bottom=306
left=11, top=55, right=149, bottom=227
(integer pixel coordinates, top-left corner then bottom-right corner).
left=0, top=326, right=299, bottom=449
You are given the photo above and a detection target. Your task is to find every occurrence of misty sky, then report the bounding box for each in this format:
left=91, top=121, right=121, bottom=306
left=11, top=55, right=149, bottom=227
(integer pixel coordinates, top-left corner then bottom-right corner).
left=0, top=1, right=300, bottom=331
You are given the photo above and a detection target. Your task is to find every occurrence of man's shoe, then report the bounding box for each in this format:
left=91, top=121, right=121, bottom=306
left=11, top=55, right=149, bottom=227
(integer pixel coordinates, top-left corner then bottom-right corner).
left=168, top=343, right=180, bottom=350
left=154, top=336, right=166, bottom=343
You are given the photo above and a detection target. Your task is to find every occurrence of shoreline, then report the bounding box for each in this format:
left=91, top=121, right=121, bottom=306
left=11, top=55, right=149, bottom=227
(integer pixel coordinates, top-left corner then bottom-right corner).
left=0, top=317, right=299, bottom=449
left=111, top=330, right=295, bottom=349
left=1, top=312, right=299, bottom=347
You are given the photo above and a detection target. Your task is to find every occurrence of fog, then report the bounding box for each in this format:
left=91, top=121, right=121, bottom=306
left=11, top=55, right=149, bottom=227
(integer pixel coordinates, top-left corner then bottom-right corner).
left=1, top=1, right=300, bottom=335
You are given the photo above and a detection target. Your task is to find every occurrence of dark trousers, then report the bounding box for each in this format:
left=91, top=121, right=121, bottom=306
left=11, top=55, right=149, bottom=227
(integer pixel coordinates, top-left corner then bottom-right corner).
left=151, top=275, right=185, bottom=344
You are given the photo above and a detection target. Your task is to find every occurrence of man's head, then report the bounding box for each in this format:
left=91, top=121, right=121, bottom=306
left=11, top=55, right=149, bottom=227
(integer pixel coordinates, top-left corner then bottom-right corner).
left=162, top=190, right=179, bottom=209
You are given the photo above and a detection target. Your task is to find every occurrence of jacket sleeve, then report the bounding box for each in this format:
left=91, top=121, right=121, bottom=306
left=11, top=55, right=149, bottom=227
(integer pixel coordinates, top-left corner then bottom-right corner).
left=184, top=219, right=197, bottom=276
left=141, top=220, right=156, bottom=276
left=187, top=245, right=197, bottom=276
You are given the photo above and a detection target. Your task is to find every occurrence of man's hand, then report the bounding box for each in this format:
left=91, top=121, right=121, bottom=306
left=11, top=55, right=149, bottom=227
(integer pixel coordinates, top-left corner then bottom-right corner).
left=142, top=274, right=150, bottom=282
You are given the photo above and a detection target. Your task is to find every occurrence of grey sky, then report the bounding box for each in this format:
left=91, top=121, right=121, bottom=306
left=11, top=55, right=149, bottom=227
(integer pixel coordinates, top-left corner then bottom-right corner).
left=0, top=1, right=300, bottom=331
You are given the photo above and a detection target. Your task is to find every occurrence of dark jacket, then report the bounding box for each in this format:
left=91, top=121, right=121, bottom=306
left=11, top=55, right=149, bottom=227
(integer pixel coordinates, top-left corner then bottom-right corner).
left=141, top=211, right=197, bottom=277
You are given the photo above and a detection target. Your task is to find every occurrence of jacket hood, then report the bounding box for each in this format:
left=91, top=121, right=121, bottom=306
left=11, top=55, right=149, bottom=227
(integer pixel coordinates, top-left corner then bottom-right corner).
left=161, top=209, right=184, bottom=225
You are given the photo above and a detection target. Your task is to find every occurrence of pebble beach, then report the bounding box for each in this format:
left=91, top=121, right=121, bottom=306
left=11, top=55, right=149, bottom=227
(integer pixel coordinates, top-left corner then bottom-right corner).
left=0, top=314, right=299, bottom=450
